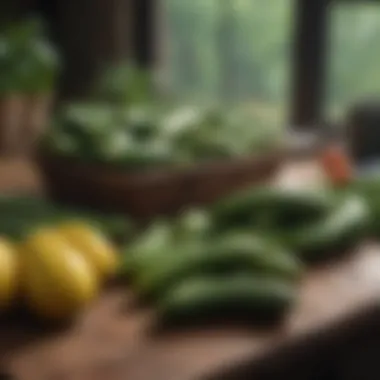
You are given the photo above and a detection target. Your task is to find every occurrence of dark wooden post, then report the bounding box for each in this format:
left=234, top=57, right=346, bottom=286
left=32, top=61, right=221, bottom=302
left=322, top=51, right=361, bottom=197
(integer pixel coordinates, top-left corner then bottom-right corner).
left=53, top=0, right=133, bottom=99
left=291, top=0, right=330, bottom=128
left=132, top=0, right=156, bottom=69
left=31, top=0, right=133, bottom=99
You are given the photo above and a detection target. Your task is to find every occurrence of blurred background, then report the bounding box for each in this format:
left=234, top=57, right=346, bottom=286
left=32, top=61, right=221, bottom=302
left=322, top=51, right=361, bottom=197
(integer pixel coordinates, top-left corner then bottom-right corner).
left=2, top=0, right=380, bottom=146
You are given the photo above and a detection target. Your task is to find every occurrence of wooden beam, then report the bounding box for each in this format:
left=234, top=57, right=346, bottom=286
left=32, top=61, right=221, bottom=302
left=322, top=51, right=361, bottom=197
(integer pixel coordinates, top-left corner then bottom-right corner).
left=59, top=0, right=133, bottom=99
left=33, top=0, right=133, bottom=99
left=0, top=0, right=37, bottom=24
left=132, top=0, right=156, bottom=68
left=290, top=0, right=330, bottom=128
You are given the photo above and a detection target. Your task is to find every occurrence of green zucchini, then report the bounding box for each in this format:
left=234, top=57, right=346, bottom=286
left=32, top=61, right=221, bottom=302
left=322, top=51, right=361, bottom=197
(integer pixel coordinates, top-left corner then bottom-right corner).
left=346, top=175, right=380, bottom=236
left=348, top=175, right=380, bottom=196
left=172, top=209, right=212, bottom=241
left=0, top=195, right=57, bottom=215
left=137, top=233, right=302, bottom=299
left=289, top=194, right=370, bottom=261
left=0, top=196, right=132, bottom=241
left=0, top=196, right=58, bottom=239
left=121, top=220, right=174, bottom=276
left=211, top=186, right=334, bottom=231
left=158, top=275, right=296, bottom=325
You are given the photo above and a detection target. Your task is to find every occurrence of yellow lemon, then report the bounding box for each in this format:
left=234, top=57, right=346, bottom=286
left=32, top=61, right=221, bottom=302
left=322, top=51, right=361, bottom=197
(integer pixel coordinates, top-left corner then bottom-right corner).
left=0, top=238, right=18, bottom=309
left=58, top=222, right=119, bottom=280
left=23, top=228, right=99, bottom=320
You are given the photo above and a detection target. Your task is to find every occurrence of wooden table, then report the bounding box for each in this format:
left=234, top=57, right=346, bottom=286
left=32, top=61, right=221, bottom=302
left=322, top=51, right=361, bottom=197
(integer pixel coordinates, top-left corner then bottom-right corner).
left=1, top=160, right=380, bottom=380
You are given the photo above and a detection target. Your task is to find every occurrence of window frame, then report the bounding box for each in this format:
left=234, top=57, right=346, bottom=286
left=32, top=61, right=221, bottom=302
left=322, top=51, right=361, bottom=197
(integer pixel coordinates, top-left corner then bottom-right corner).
left=136, top=0, right=332, bottom=128
left=45, top=0, right=377, bottom=118
left=290, top=0, right=330, bottom=128
left=291, top=0, right=380, bottom=128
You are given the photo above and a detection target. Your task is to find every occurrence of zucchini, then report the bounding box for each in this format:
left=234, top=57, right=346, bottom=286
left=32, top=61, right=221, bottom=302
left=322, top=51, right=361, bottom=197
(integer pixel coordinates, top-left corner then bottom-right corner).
left=346, top=175, right=380, bottom=235
left=137, top=233, right=302, bottom=299
left=348, top=175, right=380, bottom=196
left=0, top=196, right=58, bottom=239
left=121, top=221, right=174, bottom=276
left=172, top=209, right=212, bottom=241
left=158, top=275, right=296, bottom=325
left=0, top=196, right=132, bottom=241
left=289, top=194, right=370, bottom=261
left=211, top=186, right=334, bottom=231
left=0, top=195, right=58, bottom=215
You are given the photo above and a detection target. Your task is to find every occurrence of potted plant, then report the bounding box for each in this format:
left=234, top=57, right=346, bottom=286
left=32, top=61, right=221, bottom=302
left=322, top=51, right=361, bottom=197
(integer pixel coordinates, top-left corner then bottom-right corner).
left=0, top=17, right=59, bottom=155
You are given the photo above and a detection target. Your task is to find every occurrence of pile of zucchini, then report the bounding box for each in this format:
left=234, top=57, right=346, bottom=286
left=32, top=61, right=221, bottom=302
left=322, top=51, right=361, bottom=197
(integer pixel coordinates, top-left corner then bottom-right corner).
left=42, top=102, right=284, bottom=168
left=212, top=186, right=370, bottom=262
left=121, top=185, right=371, bottom=327
left=2, top=179, right=376, bottom=328
left=41, top=64, right=285, bottom=168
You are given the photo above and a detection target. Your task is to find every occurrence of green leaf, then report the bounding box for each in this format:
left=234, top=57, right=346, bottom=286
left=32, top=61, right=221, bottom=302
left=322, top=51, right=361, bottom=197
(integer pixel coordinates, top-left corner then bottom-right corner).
left=95, top=63, right=153, bottom=105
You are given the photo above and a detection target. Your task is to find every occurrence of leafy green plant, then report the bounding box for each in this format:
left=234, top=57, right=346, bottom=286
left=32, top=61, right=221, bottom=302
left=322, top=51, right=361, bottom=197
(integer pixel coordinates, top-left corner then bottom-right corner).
left=0, top=17, right=59, bottom=95
left=94, top=63, right=153, bottom=105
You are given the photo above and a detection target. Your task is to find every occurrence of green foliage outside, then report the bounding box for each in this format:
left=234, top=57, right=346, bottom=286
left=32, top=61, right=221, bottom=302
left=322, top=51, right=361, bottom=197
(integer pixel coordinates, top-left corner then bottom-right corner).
left=327, top=3, right=380, bottom=119
left=162, top=0, right=294, bottom=128
left=163, top=0, right=380, bottom=124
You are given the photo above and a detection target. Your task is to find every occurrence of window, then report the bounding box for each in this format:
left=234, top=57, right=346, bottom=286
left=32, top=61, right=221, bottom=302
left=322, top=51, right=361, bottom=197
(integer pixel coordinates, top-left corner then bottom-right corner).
left=326, top=2, right=380, bottom=121
left=160, top=0, right=295, bottom=129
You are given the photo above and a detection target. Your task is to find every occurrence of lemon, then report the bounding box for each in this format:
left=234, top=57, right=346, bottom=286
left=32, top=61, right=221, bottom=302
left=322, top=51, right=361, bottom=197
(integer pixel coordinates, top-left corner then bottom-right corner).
left=23, top=228, right=99, bottom=320
left=58, top=222, right=119, bottom=280
left=0, top=238, right=18, bottom=309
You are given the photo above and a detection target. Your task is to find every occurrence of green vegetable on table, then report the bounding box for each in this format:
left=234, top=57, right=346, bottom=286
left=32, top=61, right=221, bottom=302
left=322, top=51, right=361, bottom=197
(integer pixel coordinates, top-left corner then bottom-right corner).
left=0, top=196, right=133, bottom=241
left=172, top=209, right=212, bottom=241
left=115, top=182, right=375, bottom=328
left=137, top=233, right=302, bottom=300
left=122, top=220, right=174, bottom=276
left=287, top=194, right=370, bottom=262
left=158, top=275, right=296, bottom=325
left=211, top=186, right=334, bottom=232
left=122, top=209, right=213, bottom=277
left=347, top=175, right=380, bottom=236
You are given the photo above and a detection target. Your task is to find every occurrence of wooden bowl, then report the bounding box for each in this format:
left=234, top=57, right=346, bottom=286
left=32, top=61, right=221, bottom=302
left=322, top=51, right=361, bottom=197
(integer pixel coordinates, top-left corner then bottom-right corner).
left=36, top=152, right=284, bottom=219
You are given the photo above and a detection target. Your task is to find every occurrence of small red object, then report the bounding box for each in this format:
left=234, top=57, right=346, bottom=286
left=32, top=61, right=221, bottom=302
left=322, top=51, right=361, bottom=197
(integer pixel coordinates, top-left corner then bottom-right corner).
left=320, top=145, right=353, bottom=186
